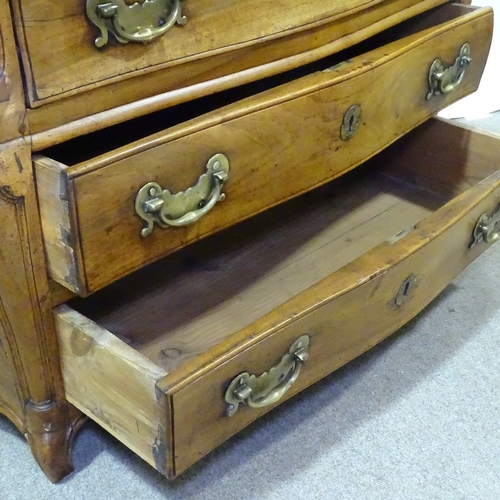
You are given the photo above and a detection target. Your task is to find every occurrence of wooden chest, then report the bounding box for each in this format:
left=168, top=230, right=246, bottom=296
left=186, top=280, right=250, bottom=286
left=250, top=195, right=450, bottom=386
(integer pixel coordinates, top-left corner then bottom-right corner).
left=0, top=0, right=496, bottom=482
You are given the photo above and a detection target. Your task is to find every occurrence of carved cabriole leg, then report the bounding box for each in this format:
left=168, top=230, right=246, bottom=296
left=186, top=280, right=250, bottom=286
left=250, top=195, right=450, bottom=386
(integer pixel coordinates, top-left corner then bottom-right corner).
left=24, top=402, right=87, bottom=482
left=0, top=142, right=83, bottom=482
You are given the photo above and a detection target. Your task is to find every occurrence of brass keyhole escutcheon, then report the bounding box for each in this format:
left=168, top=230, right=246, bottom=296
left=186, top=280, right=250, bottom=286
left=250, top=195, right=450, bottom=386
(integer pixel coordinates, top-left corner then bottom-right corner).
left=341, top=105, right=362, bottom=140
left=395, top=274, right=417, bottom=306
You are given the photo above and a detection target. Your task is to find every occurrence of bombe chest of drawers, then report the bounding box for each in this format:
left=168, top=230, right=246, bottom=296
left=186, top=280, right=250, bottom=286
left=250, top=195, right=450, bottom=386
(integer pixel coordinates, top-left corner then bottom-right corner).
left=0, top=0, right=496, bottom=482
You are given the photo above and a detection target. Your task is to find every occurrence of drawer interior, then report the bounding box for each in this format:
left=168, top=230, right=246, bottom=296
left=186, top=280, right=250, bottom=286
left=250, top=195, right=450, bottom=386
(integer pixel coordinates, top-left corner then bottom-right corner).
left=66, top=119, right=500, bottom=375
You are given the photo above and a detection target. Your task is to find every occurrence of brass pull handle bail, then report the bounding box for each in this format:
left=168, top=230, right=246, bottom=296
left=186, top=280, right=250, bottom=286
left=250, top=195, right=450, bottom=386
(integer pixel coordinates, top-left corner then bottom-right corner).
left=470, top=204, right=500, bottom=248
left=427, top=43, right=471, bottom=100
left=135, top=153, right=229, bottom=237
left=87, top=0, right=187, bottom=48
left=225, top=335, right=310, bottom=417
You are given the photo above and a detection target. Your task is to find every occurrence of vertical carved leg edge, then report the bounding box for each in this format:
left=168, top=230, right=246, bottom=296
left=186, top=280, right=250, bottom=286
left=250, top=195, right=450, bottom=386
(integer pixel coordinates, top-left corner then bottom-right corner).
left=0, top=144, right=86, bottom=482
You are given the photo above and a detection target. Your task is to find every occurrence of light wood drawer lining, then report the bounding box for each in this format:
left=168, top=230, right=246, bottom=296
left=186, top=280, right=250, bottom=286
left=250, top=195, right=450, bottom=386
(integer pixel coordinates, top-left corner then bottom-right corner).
left=55, top=119, right=500, bottom=478
left=36, top=4, right=493, bottom=296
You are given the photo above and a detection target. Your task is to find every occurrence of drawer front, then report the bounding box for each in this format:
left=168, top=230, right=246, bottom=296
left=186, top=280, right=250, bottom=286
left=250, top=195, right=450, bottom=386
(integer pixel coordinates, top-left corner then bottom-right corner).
left=36, top=5, right=494, bottom=295
left=167, top=170, right=500, bottom=477
left=15, top=0, right=360, bottom=103
left=15, top=0, right=445, bottom=121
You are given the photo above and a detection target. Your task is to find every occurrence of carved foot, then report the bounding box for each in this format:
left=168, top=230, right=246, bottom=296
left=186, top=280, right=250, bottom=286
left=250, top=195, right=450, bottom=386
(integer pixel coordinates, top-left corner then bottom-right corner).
left=24, top=401, right=86, bottom=483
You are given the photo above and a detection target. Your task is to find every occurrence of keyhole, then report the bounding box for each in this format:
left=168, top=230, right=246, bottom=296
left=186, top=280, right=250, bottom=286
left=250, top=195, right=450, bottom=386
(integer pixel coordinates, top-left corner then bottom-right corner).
left=349, top=114, right=356, bottom=133
left=341, top=105, right=361, bottom=140
left=395, top=275, right=416, bottom=306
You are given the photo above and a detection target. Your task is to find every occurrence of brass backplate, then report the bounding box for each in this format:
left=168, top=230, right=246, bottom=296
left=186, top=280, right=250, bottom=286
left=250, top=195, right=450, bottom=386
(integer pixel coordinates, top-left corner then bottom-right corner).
left=86, top=0, right=187, bottom=48
left=225, top=335, right=310, bottom=417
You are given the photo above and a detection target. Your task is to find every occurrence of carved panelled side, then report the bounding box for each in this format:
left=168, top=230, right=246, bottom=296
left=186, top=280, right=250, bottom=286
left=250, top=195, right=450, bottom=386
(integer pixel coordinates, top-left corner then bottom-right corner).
left=0, top=173, right=54, bottom=403
left=0, top=295, right=23, bottom=429
left=0, top=143, right=77, bottom=482
left=0, top=0, right=25, bottom=433
left=0, top=0, right=80, bottom=482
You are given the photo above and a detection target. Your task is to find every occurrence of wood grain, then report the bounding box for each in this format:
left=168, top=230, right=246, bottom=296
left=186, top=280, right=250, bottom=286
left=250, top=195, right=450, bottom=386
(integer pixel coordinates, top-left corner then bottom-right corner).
left=377, top=117, right=500, bottom=198
left=0, top=143, right=76, bottom=482
left=49, top=280, right=76, bottom=308
left=15, top=0, right=443, bottom=102
left=16, top=0, right=370, bottom=102
left=24, top=0, right=448, bottom=141
left=57, top=122, right=500, bottom=478
left=34, top=4, right=493, bottom=295
left=0, top=0, right=27, bottom=143
left=73, top=173, right=441, bottom=369
left=75, top=118, right=500, bottom=374
left=35, top=157, right=81, bottom=293
left=0, top=1, right=86, bottom=482
left=169, top=167, right=500, bottom=476
left=55, top=306, right=169, bottom=473
left=0, top=298, right=23, bottom=430
left=0, top=0, right=496, bottom=484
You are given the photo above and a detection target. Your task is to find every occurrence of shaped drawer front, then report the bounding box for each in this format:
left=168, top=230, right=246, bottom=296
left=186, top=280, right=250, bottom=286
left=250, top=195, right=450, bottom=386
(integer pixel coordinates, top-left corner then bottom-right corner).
left=35, top=4, right=493, bottom=296
left=55, top=120, right=500, bottom=478
left=15, top=0, right=447, bottom=127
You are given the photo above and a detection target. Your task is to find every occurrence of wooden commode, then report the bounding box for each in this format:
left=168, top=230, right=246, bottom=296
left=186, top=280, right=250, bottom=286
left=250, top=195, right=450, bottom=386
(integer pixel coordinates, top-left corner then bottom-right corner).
left=0, top=0, right=496, bottom=482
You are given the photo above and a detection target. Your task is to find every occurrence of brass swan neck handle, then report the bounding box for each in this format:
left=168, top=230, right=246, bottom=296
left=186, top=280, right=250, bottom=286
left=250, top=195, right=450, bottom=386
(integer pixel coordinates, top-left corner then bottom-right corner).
left=86, top=0, right=187, bottom=48
left=427, top=43, right=471, bottom=100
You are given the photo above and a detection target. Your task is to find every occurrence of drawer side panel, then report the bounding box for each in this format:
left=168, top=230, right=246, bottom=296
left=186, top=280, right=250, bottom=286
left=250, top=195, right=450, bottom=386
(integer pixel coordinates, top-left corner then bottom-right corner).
left=35, top=157, right=82, bottom=293
left=55, top=305, right=169, bottom=472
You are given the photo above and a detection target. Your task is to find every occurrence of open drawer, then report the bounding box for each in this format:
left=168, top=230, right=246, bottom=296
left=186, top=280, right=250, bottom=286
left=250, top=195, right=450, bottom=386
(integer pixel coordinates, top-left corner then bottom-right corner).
left=55, top=119, right=500, bottom=478
left=34, top=3, right=493, bottom=296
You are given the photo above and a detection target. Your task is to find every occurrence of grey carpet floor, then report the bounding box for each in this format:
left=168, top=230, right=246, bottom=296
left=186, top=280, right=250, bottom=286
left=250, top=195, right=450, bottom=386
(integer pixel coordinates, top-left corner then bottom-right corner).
left=1, top=115, right=500, bottom=499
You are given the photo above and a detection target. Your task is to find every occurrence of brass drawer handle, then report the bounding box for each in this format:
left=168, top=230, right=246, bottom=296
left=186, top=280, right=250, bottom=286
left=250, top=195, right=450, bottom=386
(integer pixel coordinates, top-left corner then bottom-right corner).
left=225, top=335, right=310, bottom=417
left=87, top=0, right=187, bottom=48
left=427, top=43, right=471, bottom=100
left=135, top=153, right=229, bottom=237
left=470, top=205, right=500, bottom=248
